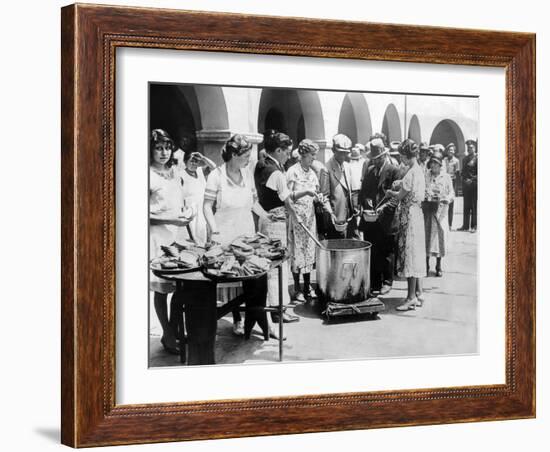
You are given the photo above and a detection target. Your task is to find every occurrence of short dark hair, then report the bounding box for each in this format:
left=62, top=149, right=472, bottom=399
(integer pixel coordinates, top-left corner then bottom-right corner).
left=221, top=134, right=252, bottom=162
left=150, top=129, right=175, bottom=166
left=264, top=130, right=293, bottom=153
left=398, top=139, right=419, bottom=159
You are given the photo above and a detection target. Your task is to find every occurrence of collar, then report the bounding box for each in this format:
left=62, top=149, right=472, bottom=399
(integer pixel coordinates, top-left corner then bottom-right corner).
left=265, top=153, right=283, bottom=171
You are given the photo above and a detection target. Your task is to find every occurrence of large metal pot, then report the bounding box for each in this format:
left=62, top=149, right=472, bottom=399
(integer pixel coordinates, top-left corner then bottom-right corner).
left=316, top=239, right=371, bottom=305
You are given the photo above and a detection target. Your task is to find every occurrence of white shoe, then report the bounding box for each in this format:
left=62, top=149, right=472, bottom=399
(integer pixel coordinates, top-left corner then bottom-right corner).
left=232, top=321, right=244, bottom=336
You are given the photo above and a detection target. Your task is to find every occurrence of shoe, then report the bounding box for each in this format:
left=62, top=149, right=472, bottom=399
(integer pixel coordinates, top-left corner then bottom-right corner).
left=268, top=329, right=287, bottom=341
left=396, top=298, right=417, bottom=311
left=271, top=312, right=300, bottom=323
left=415, top=293, right=425, bottom=307
left=232, top=320, right=244, bottom=336
left=470, top=228, right=477, bottom=233
left=457, top=227, right=469, bottom=231
left=294, top=291, right=306, bottom=303
left=436, top=269, right=443, bottom=277
left=379, top=284, right=392, bottom=295
left=160, top=336, right=180, bottom=355
left=305, top=288, right=317, bottom=300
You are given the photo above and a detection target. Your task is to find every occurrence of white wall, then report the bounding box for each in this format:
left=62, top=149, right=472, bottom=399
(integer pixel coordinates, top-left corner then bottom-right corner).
left=1, top=1, right=545, bottom=452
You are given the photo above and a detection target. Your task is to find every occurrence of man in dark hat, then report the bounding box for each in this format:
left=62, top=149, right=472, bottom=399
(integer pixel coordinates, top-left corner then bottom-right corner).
left=458, top=139, right=478, bottom=233
left=418, top=142, right=431, bottom=174
left=358, top=138, right=401, bottom=295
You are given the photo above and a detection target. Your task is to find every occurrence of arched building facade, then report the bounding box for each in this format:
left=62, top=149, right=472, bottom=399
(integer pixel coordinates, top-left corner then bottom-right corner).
left=149, top=84, right=479, bottom=165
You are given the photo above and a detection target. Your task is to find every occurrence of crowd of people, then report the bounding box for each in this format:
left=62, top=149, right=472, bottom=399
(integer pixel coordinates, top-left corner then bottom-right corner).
left=149, top=126, right=478, bottom=355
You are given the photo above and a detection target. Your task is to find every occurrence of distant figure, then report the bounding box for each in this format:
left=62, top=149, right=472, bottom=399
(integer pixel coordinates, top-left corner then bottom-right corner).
left=348, top=143, right=367, bottom=212
left=458, top=140, right=478, bottom=233
left=443, top=142, right=460, bottom=229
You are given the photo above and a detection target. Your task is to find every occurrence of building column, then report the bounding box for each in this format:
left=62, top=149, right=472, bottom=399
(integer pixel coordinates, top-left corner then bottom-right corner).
left=196, top=129, right=264, bottom=166
left=311, top=139, right=331, bottom=164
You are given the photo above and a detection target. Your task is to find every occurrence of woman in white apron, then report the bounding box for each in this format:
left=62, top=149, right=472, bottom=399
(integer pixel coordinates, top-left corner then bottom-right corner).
left=149, top=129, right=191, bottom=354
left=204, top=134, right=277, bottom=339
left=176, top=151, right=216, bottom=246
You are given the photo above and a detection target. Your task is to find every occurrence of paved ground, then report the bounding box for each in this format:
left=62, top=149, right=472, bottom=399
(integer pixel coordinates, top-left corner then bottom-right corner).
left=149, top=198, right=478, bottom=367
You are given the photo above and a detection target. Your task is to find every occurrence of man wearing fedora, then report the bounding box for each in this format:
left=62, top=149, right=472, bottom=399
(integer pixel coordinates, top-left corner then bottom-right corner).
left=458, top=139, right=478, bottom=233
left=326, top=134, right=358, bottom=239
left=358, top=138, right=401, bottom=295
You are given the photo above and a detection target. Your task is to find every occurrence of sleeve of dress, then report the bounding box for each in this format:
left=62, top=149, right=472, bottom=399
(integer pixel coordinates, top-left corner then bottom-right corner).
left=204, top=168, right=220, bottom=202
left=286, top=166, right=296, bottom=190
left=266, top=170, right=291, bottom=201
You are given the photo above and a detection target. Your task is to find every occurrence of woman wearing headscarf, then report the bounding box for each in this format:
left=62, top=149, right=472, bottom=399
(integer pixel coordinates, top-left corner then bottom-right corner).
left=387, top=139, right=427, bottom=311
left=286, top=139, right=323, bottom=302
left=424, top=151, right=455, bottom=276
left=203, top=134, right=281, bottom=340
left=149, top=129, right=193, bottom=354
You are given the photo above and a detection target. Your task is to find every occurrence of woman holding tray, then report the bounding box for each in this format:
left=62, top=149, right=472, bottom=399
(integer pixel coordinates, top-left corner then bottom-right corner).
left=149, top=129, right=193, bottom=354
left=203, top=134, right=281, bottom=340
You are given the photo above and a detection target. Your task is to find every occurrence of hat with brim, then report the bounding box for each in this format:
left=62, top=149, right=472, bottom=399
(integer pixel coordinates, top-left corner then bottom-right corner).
left=367, top=138, right=389, bottom=160
left=332, top=134, right=352, bottom=153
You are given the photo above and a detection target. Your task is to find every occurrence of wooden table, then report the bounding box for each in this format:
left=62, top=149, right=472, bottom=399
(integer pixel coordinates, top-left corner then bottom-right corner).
left=154, top=258, right=287, bottom=365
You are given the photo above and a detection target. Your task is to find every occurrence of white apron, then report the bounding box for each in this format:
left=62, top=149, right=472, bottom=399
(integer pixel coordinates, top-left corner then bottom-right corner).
left=176, top=167, right=208, bottom=246
left=213, top=166, right=256, bottom=301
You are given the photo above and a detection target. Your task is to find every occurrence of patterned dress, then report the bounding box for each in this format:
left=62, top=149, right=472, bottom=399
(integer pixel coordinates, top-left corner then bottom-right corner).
left=286, top=163, right=320, bottom=274
left=396, top=162, right=426, bottom=278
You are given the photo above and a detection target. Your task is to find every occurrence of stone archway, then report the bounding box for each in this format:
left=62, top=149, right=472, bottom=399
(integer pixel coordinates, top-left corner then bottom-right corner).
left=408, top=114, right=422, bottom=144
left=382, top=103, right=402, bottom=144
left=257, top=88, right=325, bottom=155
left=337, top=93, right=373, bottom=145
left=430, top=119, right=466, bottom=158
left=149, top=84, right=200, bottom=151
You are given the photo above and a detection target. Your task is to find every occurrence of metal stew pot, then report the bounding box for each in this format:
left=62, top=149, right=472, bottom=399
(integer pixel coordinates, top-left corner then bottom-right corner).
left=316, top=239, right=371, bottom=305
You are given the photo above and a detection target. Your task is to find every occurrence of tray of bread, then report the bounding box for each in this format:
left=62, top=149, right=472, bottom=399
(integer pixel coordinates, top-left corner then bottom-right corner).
left=150, top=240, right=204, bottom=274
left=201, top=233, right=287, bottom=281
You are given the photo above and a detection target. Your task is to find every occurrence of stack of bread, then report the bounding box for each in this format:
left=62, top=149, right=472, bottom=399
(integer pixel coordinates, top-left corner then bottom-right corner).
left=201, top=233, right=286, bottom=278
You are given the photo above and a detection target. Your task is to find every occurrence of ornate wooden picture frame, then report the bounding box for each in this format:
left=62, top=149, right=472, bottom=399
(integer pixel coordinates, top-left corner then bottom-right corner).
left=61, top=3, right=535, bottom=447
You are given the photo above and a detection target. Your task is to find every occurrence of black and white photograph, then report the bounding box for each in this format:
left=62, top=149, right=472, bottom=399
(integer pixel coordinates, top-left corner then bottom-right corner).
left=148, top=82, right=479, bottom=367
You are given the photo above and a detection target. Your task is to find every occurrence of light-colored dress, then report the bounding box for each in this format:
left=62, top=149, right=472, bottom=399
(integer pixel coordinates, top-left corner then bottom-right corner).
left=149, top=166, right=184, bottom=293
left=176, top=167, right=208, bottom=246
left=396, top=162, right=426, bottom=278
left=204, top=165, right=257, bottom=301
left=424, top=171, right=455, bottom=257
left=286, top=163, right=319, bottom=274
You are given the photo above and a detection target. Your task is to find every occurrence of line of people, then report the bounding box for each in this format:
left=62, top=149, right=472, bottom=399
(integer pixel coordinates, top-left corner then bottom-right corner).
left=149, top=126, right=478, bottom=354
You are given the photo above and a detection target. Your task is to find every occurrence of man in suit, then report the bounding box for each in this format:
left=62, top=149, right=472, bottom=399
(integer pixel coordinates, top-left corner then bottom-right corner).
left=326, top=134, right=358, bottom=239
left=358, top=138, right=401, bottom=295
left=458, top=139, right=478, bottom=233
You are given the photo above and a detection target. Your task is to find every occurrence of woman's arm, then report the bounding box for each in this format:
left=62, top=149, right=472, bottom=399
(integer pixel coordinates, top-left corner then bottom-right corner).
left=203, top=198, right=218, bottom=241
left=252, top=201, right=270, bottom=222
